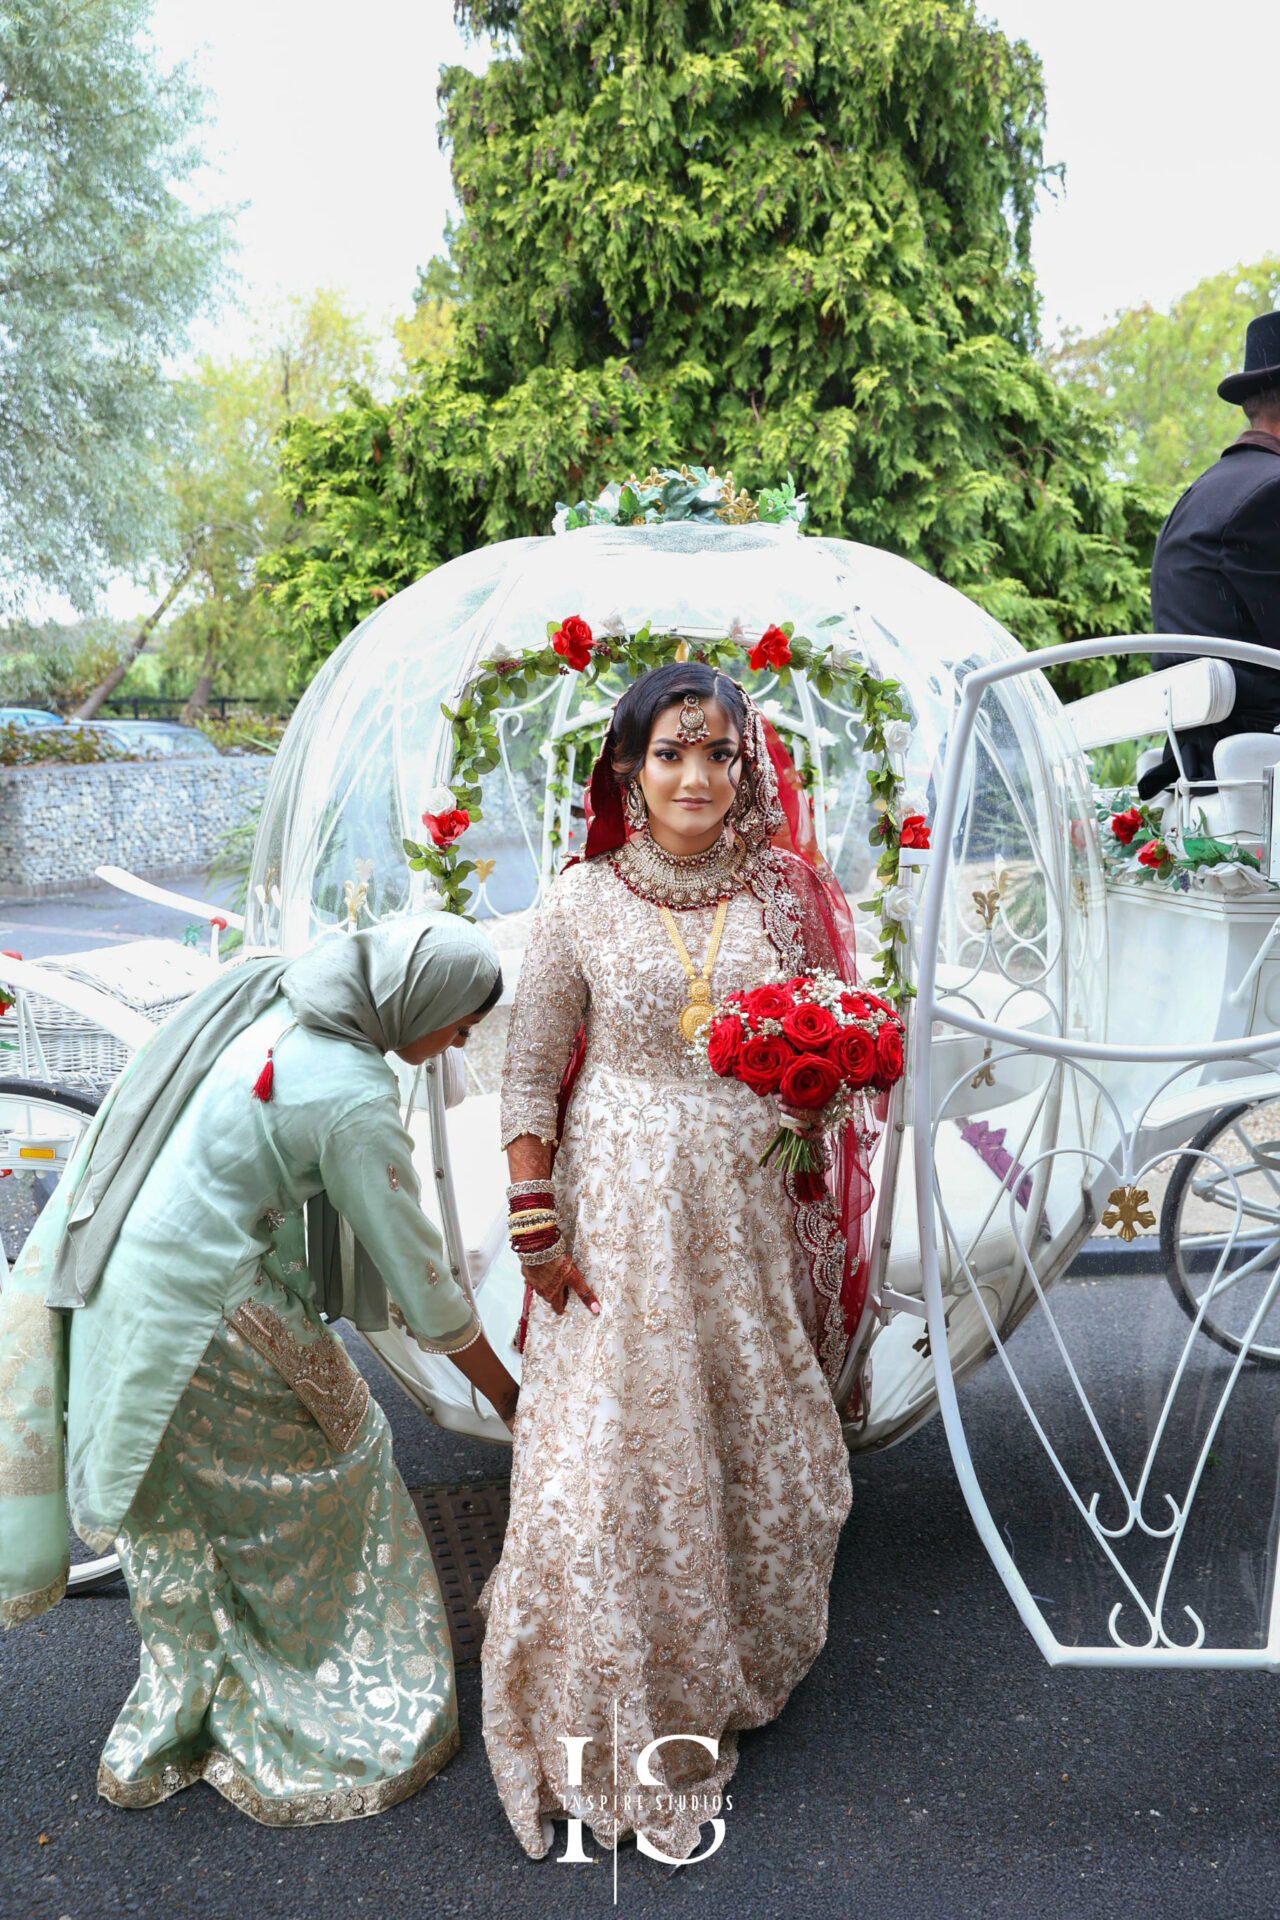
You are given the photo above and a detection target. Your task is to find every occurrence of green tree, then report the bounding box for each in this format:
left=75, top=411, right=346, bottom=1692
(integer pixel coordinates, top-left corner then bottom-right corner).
left=75, top=290, right=387, bottom=720
left=264, top=0, right=1162, bottom=698
left=1048, top=257, right=1280, bottom=495
left=392, top=253, right=459, bottom=378
left=0, top=0, right=229, bottom=613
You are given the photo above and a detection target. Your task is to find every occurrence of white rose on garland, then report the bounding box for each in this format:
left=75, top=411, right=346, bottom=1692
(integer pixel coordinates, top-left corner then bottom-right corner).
left=882, top=884, right=917, bottom=925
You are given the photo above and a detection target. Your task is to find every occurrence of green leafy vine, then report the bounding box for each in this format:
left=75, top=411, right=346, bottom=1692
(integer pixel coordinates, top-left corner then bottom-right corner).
left=403, top=620, right=919, bottom=997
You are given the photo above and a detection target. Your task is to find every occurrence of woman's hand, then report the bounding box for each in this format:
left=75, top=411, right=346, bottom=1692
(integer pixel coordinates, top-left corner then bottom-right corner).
left=522, top=1249, right=600, bottom=1318
left=443, top=1330, right=520, bottom=1428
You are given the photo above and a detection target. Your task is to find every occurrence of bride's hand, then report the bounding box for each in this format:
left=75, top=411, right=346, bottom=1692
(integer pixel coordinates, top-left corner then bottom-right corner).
left=521, top=1250, right=601, bottom=1318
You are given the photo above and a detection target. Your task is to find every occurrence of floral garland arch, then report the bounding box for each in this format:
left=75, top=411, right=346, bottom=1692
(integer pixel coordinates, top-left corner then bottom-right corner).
left=404, top=613, right=923, bottom=999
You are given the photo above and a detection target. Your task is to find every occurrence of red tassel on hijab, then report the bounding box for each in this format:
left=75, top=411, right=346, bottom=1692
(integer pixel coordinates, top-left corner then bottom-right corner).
left=252, top=1050, right=275, bottom=1101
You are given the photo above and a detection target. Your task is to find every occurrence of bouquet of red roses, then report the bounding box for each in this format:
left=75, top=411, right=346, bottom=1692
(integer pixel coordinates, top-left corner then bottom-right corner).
left=697, top=970, right=906, bottom=1175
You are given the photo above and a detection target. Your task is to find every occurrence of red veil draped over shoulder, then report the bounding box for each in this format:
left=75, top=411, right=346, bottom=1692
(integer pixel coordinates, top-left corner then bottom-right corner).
left=515, top=689, right=876, bottom=1394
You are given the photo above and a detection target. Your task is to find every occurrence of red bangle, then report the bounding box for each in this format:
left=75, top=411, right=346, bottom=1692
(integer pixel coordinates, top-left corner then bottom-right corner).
left=511, top=1225, right=560, bottom=1248
left=509, top=1191, right=554, bottom=1215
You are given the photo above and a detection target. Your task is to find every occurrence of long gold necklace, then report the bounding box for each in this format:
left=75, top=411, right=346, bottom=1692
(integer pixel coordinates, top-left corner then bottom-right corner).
left=657, top=897, right=731, bottom=1041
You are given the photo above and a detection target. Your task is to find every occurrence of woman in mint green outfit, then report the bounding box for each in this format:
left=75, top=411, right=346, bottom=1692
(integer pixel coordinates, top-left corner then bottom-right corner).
left=0, top=917, right=519, bottom=1825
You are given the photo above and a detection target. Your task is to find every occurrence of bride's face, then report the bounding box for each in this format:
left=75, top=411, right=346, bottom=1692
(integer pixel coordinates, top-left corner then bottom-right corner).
left=638, top=696, right=742, bottom=849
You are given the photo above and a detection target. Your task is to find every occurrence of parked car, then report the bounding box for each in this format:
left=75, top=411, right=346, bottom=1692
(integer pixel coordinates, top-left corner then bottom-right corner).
left=0, top=706, right=65, bottom=730
left=91, top=720, right=220, bottom=760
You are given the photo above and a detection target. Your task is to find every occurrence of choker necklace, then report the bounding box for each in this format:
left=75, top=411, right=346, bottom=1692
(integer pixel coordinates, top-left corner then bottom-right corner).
left=611, top=827, right=747, bottom=909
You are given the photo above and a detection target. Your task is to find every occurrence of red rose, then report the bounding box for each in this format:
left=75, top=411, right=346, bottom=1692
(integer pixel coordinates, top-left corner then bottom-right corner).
left=747, top=623, right=792, bottom=671
left=839, top=990, right=871, bottom=1018
left=782, top=1001, right=840, bottom=1051
left=1111, top=807, right=1143, bottom=845
left=1136, top=838, right=1167, bottom=868
left=874, top=1022, right=905, bottom=1086
left=832, top=1025, right=878, bottom=1087
left=422, top=807, right=470, bottom=848
left=899, top=814, right=930, bottom=849
left=858, top=990, right=896, bottom=1016
left=742, top=983, right=795, bottom=1024
left=707, top=1018, right=743, bottom=1077
left=737, top=1034, right=793, bottom=1095
left=552, top=614, right=594, bottom=672
left=779, top=1052, right=842, bottom=1111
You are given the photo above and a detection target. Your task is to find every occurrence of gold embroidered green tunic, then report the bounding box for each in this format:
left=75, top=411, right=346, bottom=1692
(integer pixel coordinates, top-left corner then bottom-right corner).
left=59, top=995, right=479, bottom=1553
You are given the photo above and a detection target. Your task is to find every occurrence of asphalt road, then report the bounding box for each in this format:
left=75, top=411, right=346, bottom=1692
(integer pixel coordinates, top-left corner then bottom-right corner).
left=2, top=1275, right=1280, bottom=1920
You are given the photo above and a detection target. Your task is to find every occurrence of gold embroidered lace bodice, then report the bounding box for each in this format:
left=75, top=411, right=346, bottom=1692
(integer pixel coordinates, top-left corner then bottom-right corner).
left=500, top=843, right=797, bottom=1141
left=482, top=846, right=854, bottom=1863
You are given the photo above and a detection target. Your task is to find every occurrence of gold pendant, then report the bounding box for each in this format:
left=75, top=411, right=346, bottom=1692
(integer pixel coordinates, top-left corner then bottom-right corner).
left=679, top=980, right=713, bottom=1041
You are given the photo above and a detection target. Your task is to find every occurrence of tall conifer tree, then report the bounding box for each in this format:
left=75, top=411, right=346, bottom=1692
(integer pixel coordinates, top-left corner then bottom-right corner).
left=268, top=0, right=1160, bottom=690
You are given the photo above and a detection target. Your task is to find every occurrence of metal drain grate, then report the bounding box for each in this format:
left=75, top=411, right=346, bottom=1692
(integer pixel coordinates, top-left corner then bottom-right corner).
left=410, top=1478, right=511, bottom=1666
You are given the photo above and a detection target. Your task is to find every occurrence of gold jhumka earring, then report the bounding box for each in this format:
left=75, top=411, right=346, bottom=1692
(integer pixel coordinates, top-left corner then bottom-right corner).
left=622, top=779, right=648, bottom=830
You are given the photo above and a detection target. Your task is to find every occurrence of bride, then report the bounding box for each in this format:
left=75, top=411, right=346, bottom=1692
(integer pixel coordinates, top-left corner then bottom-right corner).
left=479, top=660, right=871, bottom=1861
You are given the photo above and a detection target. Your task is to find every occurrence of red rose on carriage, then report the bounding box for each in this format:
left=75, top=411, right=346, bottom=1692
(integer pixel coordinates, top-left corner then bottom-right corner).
left=422, top=807, right=470, bottom=848
left=701, top=971, right=906, bottom=1176
left=1137, top=838, right=1168, bottom=869
left=747, top=623, right=792, bottom=671
left=899, top=814, right=930, bottom=849
left=551, top=615, right=594, bottom=671
left=1111, top=806, right=1143, bottom=845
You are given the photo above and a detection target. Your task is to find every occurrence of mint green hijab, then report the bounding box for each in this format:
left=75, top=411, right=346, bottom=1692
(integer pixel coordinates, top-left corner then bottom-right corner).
left=43, top=915, right=500, bottom=1320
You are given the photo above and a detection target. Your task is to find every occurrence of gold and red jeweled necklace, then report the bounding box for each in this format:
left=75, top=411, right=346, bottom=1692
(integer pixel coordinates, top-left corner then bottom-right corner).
left=610, top=828, right=749, bottom=1038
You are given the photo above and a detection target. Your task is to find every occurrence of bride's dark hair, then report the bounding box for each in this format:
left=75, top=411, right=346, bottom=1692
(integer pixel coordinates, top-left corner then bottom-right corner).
left=608, top=661, right=747, bottom=786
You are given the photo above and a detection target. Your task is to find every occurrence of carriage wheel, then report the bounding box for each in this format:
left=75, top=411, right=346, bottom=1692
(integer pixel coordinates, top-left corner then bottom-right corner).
left=0, top=1078, right=123, bottom=1593
left=1160, top=1099, right=1280, bottom=1367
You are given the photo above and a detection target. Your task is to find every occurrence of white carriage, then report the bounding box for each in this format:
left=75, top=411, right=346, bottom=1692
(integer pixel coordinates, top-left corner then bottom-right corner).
left=6, top=517, right=1280, bottom=1664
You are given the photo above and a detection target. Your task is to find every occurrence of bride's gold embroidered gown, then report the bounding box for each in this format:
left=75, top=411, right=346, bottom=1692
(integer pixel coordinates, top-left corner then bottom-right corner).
left=479, top=831, right=854, bottom=1861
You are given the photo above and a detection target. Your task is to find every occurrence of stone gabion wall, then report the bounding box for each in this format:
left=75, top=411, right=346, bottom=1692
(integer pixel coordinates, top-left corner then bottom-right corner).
left=0, top=758, right=272, bottom=894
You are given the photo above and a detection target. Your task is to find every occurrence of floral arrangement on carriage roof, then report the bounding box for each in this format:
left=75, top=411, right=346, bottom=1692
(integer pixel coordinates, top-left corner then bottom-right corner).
left=1099, top=792, right=1271, bottom=892
left=552, top=463, right=806, bottom=534
left=402, top=472, right=925, bottom=999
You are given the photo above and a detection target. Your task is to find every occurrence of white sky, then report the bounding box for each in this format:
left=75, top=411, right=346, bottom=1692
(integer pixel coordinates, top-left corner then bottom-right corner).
left=151, top=0, right=1277, bottom=347
left=986, top=0, right=1276, bottom=336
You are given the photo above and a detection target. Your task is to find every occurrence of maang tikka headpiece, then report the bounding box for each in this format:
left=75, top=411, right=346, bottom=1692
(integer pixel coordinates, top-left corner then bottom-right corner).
left=676, top=693, right=711, bottom=745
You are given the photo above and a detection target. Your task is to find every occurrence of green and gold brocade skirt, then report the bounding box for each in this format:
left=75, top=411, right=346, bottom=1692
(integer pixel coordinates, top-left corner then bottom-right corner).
left=98, top=1287, right=459, bottom=1824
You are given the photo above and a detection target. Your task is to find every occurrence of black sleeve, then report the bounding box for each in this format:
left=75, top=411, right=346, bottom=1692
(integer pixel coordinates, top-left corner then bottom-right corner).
left=1221, top=475, right=1280, bottom=648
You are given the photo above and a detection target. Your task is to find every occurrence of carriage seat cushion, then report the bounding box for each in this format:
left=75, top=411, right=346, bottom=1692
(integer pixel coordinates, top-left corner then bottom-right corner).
left=1208, top=733, right=1280, bottom=836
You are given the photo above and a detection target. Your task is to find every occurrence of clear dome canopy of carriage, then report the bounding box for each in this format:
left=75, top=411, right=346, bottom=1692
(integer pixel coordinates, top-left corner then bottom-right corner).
left=248, top=519, right=1103, bottom=1050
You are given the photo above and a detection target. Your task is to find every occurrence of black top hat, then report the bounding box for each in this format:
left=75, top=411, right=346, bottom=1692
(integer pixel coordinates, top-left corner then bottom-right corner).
left=1219, top=311, right=1280, bottom=403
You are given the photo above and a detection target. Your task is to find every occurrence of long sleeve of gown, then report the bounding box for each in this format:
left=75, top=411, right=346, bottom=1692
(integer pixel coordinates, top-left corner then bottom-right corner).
left=499, top=877, right=589, bottom=1151
left=319, top=1098, right=482, bottom=1352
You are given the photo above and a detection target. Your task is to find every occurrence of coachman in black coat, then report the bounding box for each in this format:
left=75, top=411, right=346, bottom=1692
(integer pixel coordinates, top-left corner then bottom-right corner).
left=1137, top=310, right=1280, bottom=799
